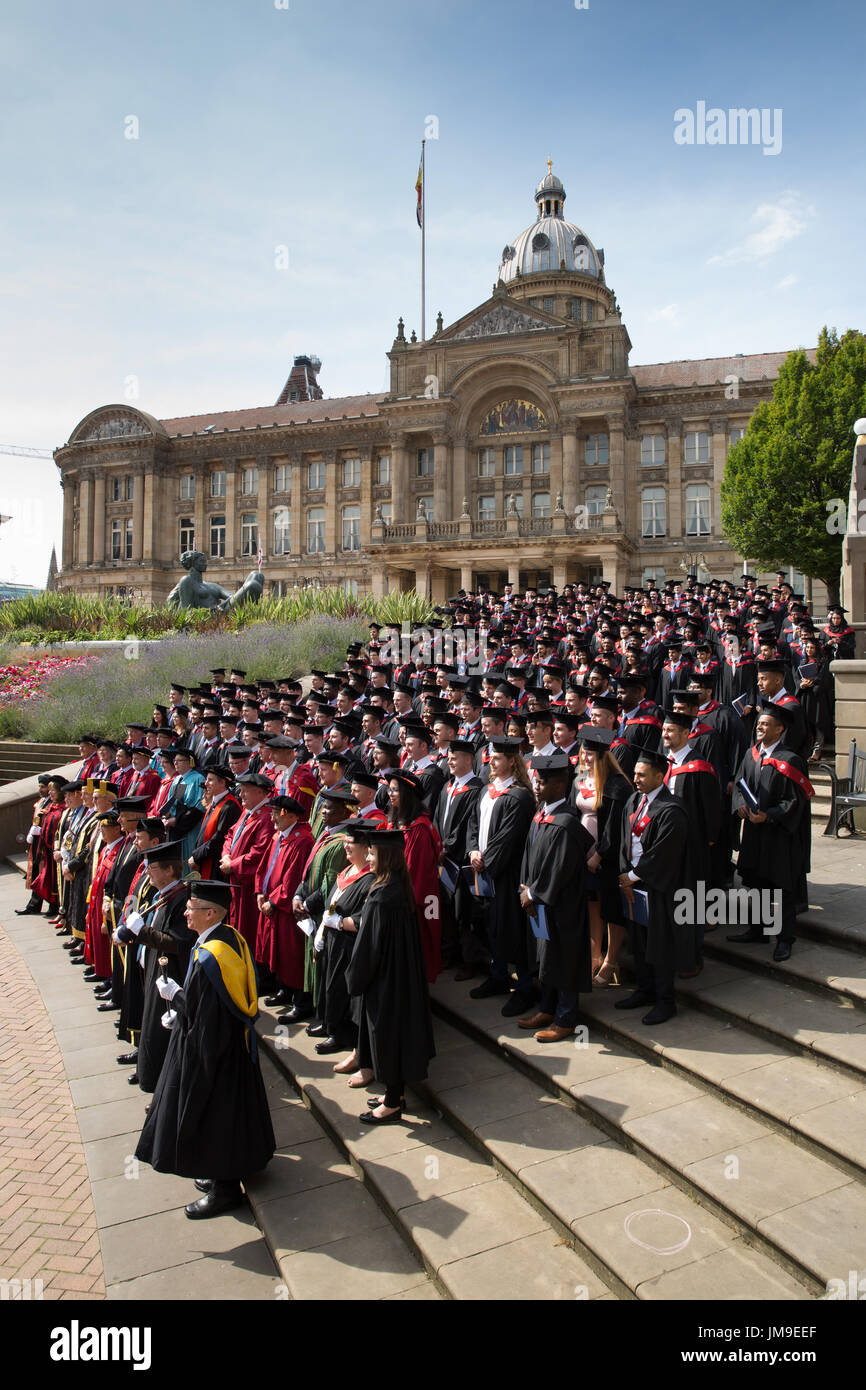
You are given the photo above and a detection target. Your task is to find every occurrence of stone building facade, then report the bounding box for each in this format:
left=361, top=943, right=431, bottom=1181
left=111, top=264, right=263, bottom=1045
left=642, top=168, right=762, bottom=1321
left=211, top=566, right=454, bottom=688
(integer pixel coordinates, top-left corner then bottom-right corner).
left=55, top=166, right=816, bottom=604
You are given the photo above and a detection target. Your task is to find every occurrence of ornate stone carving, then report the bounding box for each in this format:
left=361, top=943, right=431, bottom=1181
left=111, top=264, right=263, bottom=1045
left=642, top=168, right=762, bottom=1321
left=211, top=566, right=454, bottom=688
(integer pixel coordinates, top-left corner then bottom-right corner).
left=451, top=305, right=555, bottom=340
left=78, top=414, right=150, bottom=442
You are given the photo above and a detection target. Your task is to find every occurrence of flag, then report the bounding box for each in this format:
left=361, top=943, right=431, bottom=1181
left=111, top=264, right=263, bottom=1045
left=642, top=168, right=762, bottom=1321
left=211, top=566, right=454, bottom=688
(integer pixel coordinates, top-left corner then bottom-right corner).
left=257, top=543, right=263, bottom=569
left=415, top=157, right=423, bottom=228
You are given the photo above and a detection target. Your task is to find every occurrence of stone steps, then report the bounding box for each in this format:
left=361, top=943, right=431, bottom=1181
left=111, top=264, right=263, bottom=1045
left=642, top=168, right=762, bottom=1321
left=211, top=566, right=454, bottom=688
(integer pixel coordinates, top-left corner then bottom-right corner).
left=256, top=1001, right=816, bottom=1300
left=702, top=932, right=866, bottom=1008
left=428, top=973, right=866, bottom=1296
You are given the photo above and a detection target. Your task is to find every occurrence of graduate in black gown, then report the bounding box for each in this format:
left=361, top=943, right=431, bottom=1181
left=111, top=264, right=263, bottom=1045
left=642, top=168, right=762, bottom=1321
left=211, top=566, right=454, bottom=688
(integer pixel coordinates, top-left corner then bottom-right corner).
left=135, top=879, right=275, bottom=1219
left=579, top=726, right=633, bottom=984
left=518, top=751, right=594, bottom=1041
left=312, top=819, right=374, bottom=1055
left=729, top=701, right=813, bottom=960
left=616, top=748, right=692, bottom=1025
left=433, top=739, right=484, bottom=974
left=662, top=709, right=723, bottom=970
left=343, top=827, right=435, bottom=1124
left=128, top=842, right=196, bottom=1092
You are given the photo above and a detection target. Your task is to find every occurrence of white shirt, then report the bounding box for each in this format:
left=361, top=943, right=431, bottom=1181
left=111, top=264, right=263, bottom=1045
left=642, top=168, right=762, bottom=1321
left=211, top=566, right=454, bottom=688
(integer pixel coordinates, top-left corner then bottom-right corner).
left=669, top=741, right=692, bottom=767
left=628, top=783, right=663, bottom=879
left=443, top=770, right=475, bottom=829
left=478, top=775, right=513, bottom=855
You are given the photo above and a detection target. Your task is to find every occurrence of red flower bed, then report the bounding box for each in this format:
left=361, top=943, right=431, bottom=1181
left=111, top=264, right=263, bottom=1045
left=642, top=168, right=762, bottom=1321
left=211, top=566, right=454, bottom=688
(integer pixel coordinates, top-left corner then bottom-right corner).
left=0, top=655, right=94, bottom=704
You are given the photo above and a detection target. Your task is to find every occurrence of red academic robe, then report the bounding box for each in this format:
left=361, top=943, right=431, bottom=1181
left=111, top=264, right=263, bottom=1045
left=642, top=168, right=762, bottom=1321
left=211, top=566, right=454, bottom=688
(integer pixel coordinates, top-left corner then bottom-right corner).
left=127, top=767, right=162, bottom=806
left=254, top=822, right=314, bottom=985
left=31, top=801, right=65, bottom=907
left=403, top=813, right=443, bottom=984
left=84, top=837, right=124, bottom=978
left=224, top=803, right=275, bottom=952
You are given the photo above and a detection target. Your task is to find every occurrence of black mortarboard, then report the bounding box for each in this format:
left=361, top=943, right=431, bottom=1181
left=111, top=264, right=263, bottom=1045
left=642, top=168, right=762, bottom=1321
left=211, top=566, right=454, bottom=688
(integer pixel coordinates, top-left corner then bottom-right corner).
left=578, top=726, right=614, bottom=750
left=146, top=839, right=185, bottom=863
left=319, top=786, right=360, bottom=805
left=635, top=748, right=670, bottom=773
left=590, top=695, right=619, bottom=713
left=530, top=751, right=571, bottom=774
left=759, top=698, right=796, bottom=727
left=486, top=737, right=523, bottom=756
left=136, top=816, right=166, bottom=838
left=662, top=709, right=693, bottom=730
left=116, top=796, right=151, bottom=812
left=188, top=879, right=233, bottom=910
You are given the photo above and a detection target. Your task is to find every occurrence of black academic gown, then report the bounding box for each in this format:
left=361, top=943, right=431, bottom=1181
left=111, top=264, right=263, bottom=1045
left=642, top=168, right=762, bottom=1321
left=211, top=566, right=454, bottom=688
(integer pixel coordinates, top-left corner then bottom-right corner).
left=594, top=772, right=634, bottom=926
left=415, top=761, right=447, bottom=818
left=619, top=787, right=695, bottom=974
left=137, top=883, right=197, bottom=1093
left=346, top=877, right=435, bottom=1084
left=116, top=870, right=158, bottom=1046
left=732, top=740, right=811, bottom=902
left=465, top=783, right=536, bottom=965
left=520, top=805, right=594, bottom=994
left=317, top=869, right=374, bottom=1042
left=748, top=694, right=810, bottom=761
left=435, top=774, right=483, bottom=959
left=136, top=921, right=275, bottom=1180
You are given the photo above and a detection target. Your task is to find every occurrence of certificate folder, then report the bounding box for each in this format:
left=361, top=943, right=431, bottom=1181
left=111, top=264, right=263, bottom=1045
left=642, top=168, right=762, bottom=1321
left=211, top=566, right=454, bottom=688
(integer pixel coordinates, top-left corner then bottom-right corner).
left=529, top=903, right=549, bottom=940
left=461, top=866, right=495, bottom=899
left=619, top=887, right=649, bottom=926
left=438, top=857, right=460, bottom=895
left=737, top=777, right=760, bottom=814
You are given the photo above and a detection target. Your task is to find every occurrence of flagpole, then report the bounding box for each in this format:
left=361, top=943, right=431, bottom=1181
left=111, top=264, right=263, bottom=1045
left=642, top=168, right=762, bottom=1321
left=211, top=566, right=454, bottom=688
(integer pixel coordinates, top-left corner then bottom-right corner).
left=420, top=138, right=426, bottom=343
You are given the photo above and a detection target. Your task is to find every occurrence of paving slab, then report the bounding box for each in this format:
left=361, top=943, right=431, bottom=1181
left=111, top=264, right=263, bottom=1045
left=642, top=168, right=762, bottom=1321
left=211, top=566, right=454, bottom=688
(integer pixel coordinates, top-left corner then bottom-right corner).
left=62, top=1042, right=131, bottom=1082
left=70, top=1070, right=134, bottom=1109
left=99, top=1202, right=267, bottom=1284
left=360, top=1134, right=498, bottom=1210
left=108, top=1244, right=284, bottom=1300
left=77, top=1095, right=150, bottom=1143
left=82, top=1130, right=146, bottom=1183
left=244, top=1140, right=354, bottom=1203
left=622, top=1093, right=770, bottom=1167
left=91, top=1169, right=195, bottom=1227
left=431, top=1070, right=549, bottom=1132
left=402, top=1178, right=548, bottom=1271
left=571, top=1063, right=704, bottom=1124
left=793, top=1091, right=866, bottom=1168
left=758, top=1182, right=866, bottom=1287
left=724, top=1056, right=859, bottom=1126
left=443, top=1229, right=612, bottom=1301
left=573, top=1184, right=736, bottom=1289
left=637, top=1243, right=813, bottom=1300
left=683, top=1133, right=852, bottom=1226
left=477, top=1098, right=600, bottom=1171
left=426, top=1041, right=511, bottom=1091
left=276, top=1227, right=436, bottom=1301
left=258, top=1176, right=390, bottom=1261
left=521, top=1140, right=668, bottom=1224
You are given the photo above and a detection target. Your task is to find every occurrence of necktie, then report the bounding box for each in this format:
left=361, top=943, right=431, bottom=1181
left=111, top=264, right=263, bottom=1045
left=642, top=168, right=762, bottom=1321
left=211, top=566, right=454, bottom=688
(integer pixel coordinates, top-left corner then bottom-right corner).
left=261, top=837, right=283, bottom=895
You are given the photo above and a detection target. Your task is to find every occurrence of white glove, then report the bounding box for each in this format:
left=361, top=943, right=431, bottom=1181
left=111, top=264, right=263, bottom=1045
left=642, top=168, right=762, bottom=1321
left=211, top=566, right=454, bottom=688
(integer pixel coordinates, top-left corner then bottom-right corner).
left=125, top=911, right=144, bottom=936
left=156, top=976, right=180, bottom=1001
left=313, top=926, right=326, bottom=954
left=160, top=1008, right=177, bottom=1030
left=321, top=911, right=341, bottom=930
left=28, top=826, right=40, bottom=840
left=112, top=930, right=122, bottom=944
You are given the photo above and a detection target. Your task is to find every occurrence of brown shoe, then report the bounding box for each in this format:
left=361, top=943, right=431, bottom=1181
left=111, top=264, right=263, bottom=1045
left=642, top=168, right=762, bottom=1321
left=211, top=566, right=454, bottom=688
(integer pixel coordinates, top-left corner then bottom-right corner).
left=517, top=1011, right=554, bottom=1030
left=535, top=1025, right=575, bottom=1043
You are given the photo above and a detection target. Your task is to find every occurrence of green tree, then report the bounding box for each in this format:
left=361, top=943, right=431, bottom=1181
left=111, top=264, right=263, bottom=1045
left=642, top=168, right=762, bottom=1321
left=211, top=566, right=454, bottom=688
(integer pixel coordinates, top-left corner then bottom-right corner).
left=721, top=326, right=866, bottom=604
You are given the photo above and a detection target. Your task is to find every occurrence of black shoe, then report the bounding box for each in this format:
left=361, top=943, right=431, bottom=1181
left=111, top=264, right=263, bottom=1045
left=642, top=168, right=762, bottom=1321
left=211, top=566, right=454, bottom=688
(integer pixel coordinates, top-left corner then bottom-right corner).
left=63, top=940, right=80, bottom=951
left=726, top=930, right=764, bottom=943
left=54, top=925, right=71, bottom=936
left=773, top=941, right=793, bottom=962
left=359, top=1108, right=403, bottom=1125
left=277, top=1006, right=314, bottom=1025
left=306, top=1022, right=327, bottom=1037
left=15, top=904, right=43, bottom=916
left=194, top=1178, right=215, bottom=1193
left=614, top=990, right=656, bottom=1010
left=127, top=1073, right=139, bottom=1085
left=642, top=1003, right=677, bottom=1025
left=264, top=990, right=290, bottom=1008
left=501, top=990, right=536, bottom=1018
left=117, top=1052, right=138, bottom=1065
left=469, top=976, right=511, bottom=1000
left=315, top=1037, right=344, bottom=1054
left=83, top=971, right=97, bottom=981
left=97, top=1002, right=120, bottom=1012
left=184, top=1184, right=243, bottom=1220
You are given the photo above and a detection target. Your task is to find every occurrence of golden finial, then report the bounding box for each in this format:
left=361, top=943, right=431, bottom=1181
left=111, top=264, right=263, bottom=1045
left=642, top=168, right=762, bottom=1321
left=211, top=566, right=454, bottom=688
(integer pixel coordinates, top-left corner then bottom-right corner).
left=547, top=157, right=552, bottom=176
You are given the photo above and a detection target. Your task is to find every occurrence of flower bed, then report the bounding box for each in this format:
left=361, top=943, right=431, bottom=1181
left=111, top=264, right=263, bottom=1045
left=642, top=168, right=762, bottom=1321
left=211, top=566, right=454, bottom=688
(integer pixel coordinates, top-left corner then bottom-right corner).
left=0, top=654, right=95, bottom=705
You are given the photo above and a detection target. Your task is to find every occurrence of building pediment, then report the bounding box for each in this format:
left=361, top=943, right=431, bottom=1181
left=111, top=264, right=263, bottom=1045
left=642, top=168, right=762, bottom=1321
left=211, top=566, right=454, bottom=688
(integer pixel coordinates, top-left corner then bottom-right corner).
left=441, top=294, right=561, bottom=343
left=66, top=405, right=168, bottom=447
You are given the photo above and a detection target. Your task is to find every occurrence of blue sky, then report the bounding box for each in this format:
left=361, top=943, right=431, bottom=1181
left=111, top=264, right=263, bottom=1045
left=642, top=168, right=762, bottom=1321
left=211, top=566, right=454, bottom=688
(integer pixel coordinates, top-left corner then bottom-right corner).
left=1, top=0, right=863, bottom=583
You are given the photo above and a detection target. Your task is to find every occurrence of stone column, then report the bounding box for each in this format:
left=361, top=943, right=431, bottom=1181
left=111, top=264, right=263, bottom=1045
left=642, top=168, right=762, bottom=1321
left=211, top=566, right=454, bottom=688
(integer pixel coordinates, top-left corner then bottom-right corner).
left=290, top=454, right=304, bottom=557
left=60, top=478, right=74, bottom=570
left=132, top=469, right=144, bottom=561
left=370, top=564, right=386, bottom=598
left=432, top=436, right=451, bottom=520
left=508, top=560, right=521, bottom=586
left=323, top=450, right=338, bottom=554
left=192, top=465, right=206, bottom=556
left=79, top=471, right=93, bottom=565
left=711, top=418, right=727, bottom=537
left=92, top=472, right=106, bottom=565
left=360, top=453, right=373, bottom=548
left=562, top=427, right=578, bottom=514
left=391, top=435, right=409, bottom=523
left=415, top=564, right=429, bottom=598
left=460, top=563, right=474, bottom=591
left=452, top=438, right=469, bottom=513
left=549, top=432, right=564, bottom=505
left=224, top=468, right=237, bottom=559
left=553, top=560, right=568, bottom=589
left=142, top=470, right=156, bottom=561
left=607, top=415, right=626, bottom=520
left=667, top=418, right=683, bottom=538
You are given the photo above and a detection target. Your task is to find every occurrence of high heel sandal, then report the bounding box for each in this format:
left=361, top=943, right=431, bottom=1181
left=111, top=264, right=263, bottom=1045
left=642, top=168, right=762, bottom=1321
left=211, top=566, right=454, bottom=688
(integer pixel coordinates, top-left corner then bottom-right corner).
left=593, top=963, right=620, bottom=987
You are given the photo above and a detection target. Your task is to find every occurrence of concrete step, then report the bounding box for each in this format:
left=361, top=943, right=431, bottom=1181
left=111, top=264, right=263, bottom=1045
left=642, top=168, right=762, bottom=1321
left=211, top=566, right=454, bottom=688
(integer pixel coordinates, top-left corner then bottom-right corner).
left=6, top=853, right=28, bottom=875
left=702, top=933, right=866, bottom=1009
left=255, top=1006, right=621, bottom=1300
left=429, top=975, right=864, bottom=1295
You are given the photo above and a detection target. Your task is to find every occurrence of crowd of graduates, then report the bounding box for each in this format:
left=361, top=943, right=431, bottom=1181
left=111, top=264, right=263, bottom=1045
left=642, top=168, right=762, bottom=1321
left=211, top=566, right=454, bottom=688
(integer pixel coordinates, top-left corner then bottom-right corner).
left=15, top=571, right=854, bottom=1213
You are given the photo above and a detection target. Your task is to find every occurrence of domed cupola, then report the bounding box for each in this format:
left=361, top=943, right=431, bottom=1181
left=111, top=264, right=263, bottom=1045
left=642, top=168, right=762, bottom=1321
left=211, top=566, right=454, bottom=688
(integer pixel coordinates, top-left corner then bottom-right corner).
left=499, top=161, right=605, bottom=283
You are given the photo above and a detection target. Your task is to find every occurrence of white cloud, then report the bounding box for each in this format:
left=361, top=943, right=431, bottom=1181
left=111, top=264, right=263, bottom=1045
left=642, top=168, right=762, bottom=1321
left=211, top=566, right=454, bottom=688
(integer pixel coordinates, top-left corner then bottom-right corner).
left=706, top=194, right=813, bottom=266
left=650, top=304, right=678, bottom=322
left=776, top=274, right=798, bottom=289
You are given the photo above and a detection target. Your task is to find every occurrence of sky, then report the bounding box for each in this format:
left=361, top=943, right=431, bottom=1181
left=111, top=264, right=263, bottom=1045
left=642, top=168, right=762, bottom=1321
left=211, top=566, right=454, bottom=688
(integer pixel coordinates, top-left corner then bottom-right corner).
left=1, top=0, right=864, bottom=584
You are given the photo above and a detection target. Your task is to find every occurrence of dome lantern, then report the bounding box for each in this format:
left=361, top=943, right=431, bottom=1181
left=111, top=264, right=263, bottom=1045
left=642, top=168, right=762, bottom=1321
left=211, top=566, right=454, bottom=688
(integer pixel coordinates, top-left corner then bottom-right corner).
left=498, top=162, right=604, bottom=284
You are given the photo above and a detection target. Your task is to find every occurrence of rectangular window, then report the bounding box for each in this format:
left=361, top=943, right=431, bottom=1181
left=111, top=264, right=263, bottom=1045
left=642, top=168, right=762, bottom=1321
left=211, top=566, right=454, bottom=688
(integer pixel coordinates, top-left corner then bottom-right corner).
left=585, top=434, right=609, bottom=465
left=307, top=508, right=325, bottom=552
left=504, top=445, right=523, bottom=475
left=342, top=457, right=361, bottom=487
left=541, top=296, right=555, bottom=314
left=210, top=514, right=226, bottom=558
left=377, top=455, right=392, bottom=485
left=532, top=492, right=550, bottom=518
left=180, top=474, right=195, bottom=501
left=642, top=566, right=666, bottom=588
left=686, top=484, right=711, bottom=536
left=241, top=513, right=258, bottom=557
left=417, top=448, right=433, bottom=477
left=344, top=578, right=358, bottom=597
left=478, top=447, right=496, bottom=478
left=640, top=434, right=665, bottom=465
left=273, top=506, right=291, bottom=555
left=308, top=461, right=325, bottom=490
left=531, top=443, right=550, bottom=474
left=124, top=517, right=133, bottom=558
left=729, top=427, right=746, bottom=446
left=210, top=470, right=226, bottom=498
left=342, top=505, right=360, bottom=551
left=109, top=478, right=122, bottom=503
left=380, top=501, right=393, bottom=524
left=478, top=495, right=495, bottom=520
left=124, top=476, right=134, bottom=502
left=585, top=485, right=607, bottom=516
left=110, top=520, right=122, bottom=559
left=684, top=431, right=710, bottom=464
left=274, top=464, right=290, bottom=493
left=179, top=517, right=195, bottom=554
left=641, top=488, right=666, bottom=538
left=241, top=467, right=258, bottom=496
